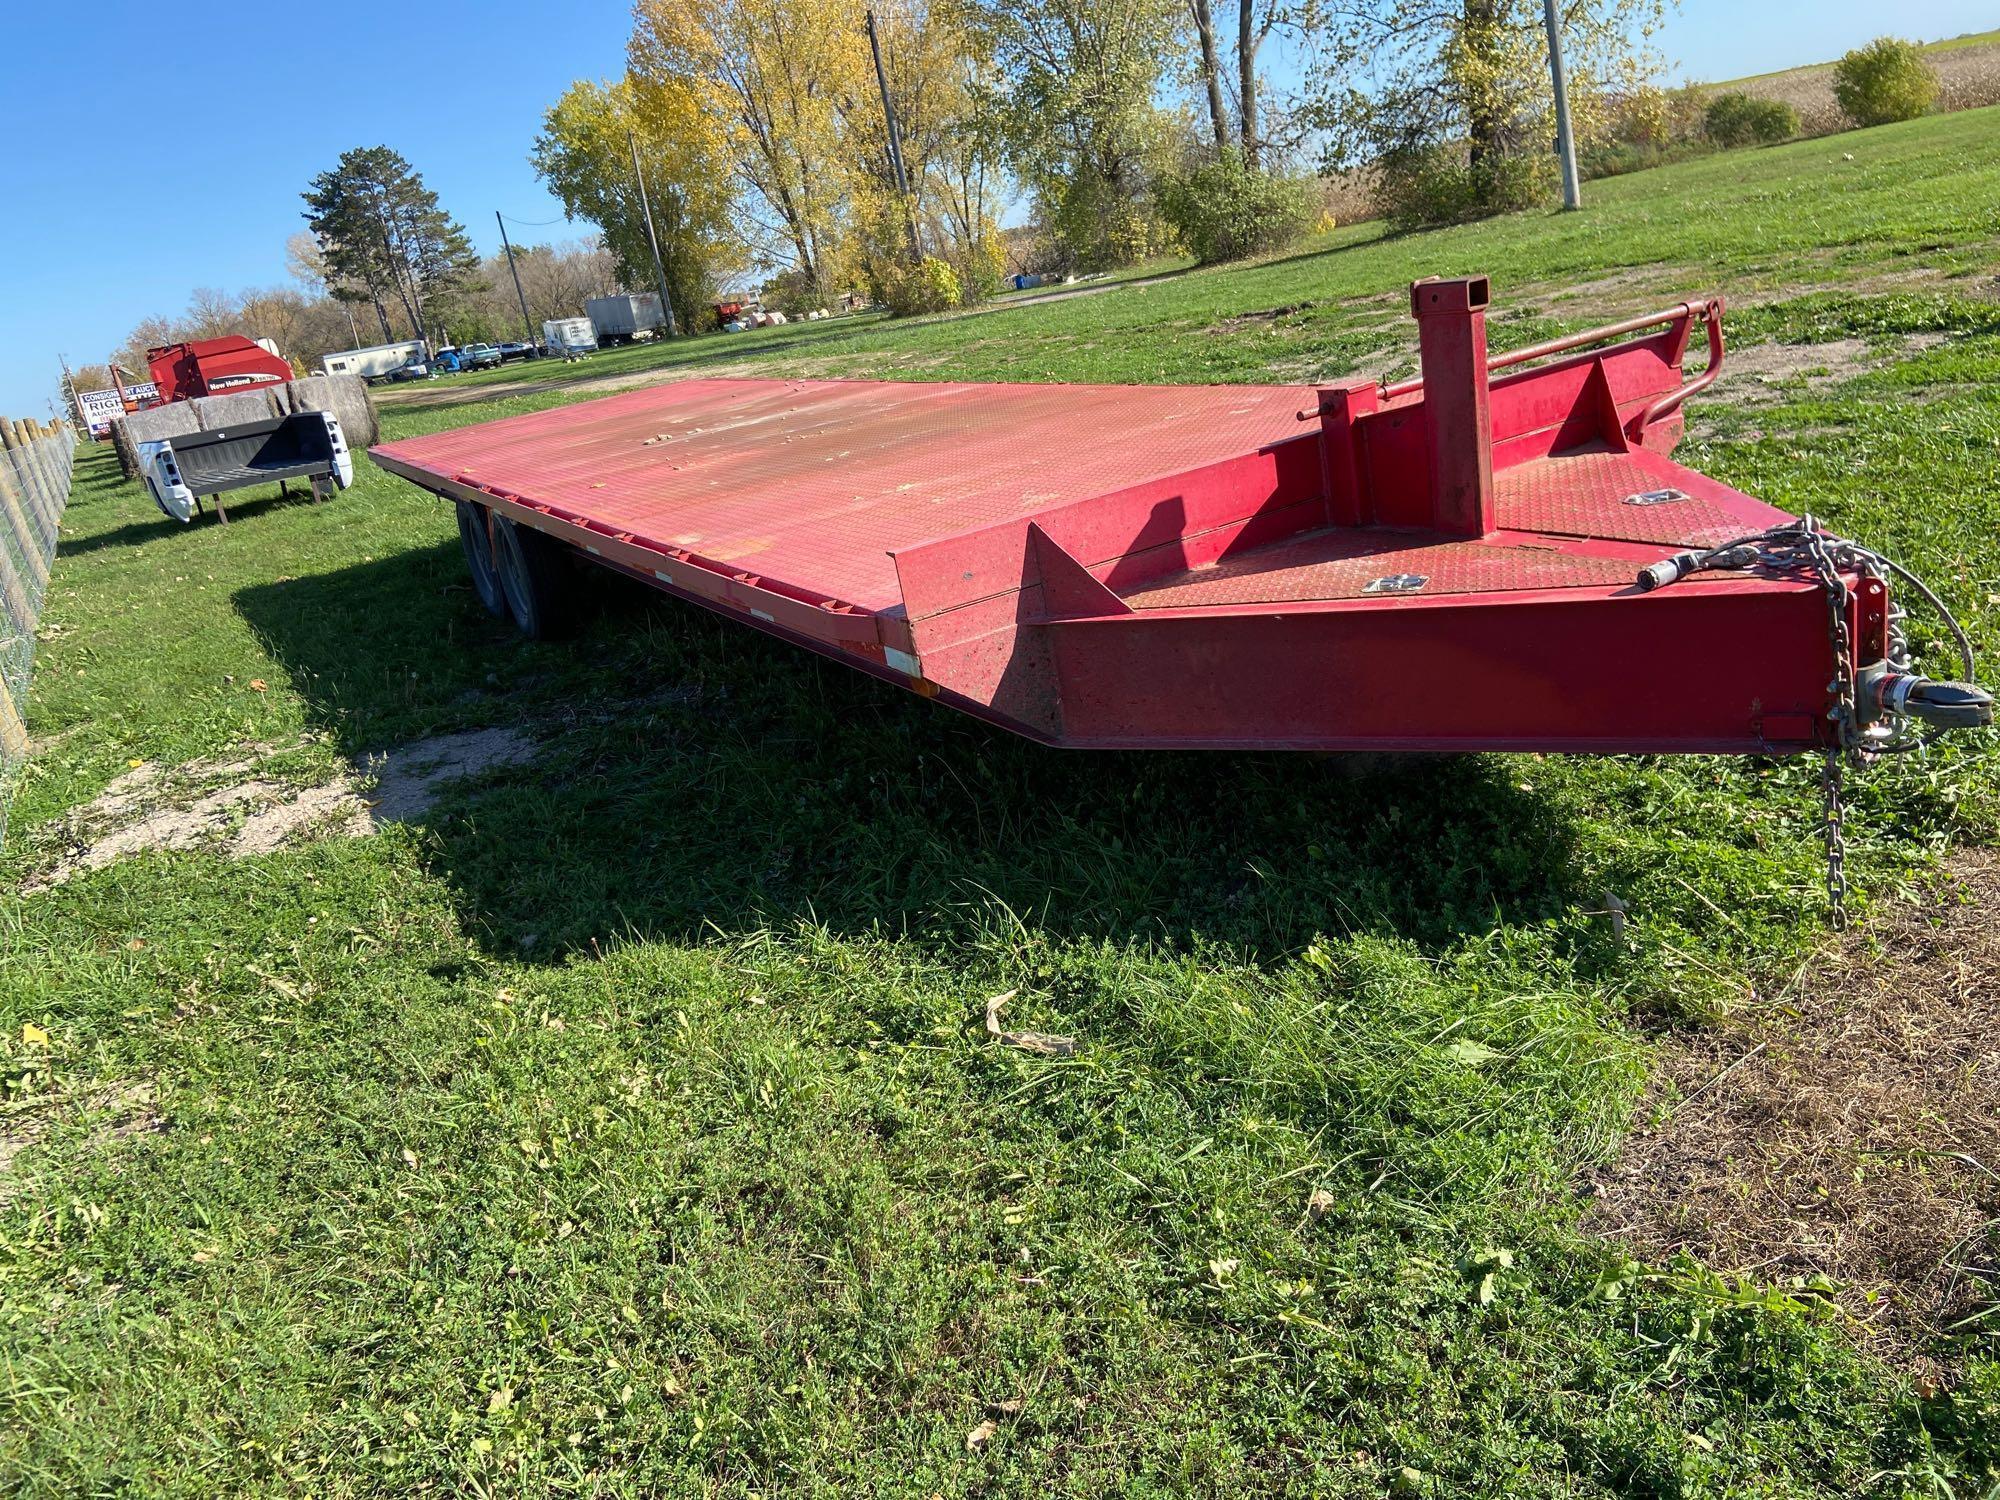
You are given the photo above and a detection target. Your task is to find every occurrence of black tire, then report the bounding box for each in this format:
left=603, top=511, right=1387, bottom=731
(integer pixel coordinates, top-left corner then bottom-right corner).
left=490, top=514, right=577, bottom=640
left=456, top=501, right=506, bottom=618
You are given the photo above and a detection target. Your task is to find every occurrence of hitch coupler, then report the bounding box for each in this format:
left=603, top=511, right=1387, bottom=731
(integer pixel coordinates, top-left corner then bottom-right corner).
left=1858, top=659, right=1994, bottom=733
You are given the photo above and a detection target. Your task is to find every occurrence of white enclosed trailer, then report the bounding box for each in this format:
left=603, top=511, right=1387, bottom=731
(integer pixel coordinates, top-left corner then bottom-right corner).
left=322, top=340, right=428, bottom=382
left=542, top=318, right=598, bottom=357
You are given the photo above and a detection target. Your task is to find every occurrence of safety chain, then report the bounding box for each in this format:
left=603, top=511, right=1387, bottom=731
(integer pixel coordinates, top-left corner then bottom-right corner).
left=1820, top=750, right=1848, bottom=928
left=1797, top=520, right=1858, bottom=929
left=1637, top=515, right=1983, bottom=929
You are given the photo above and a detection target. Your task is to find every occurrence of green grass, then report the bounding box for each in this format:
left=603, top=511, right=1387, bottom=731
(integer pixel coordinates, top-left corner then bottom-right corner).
left=411, top=108, right=2000, bottom=404
left=1924, top=27, right=2000, bottom=54
left=5, top=110, right=2000, bottom=1496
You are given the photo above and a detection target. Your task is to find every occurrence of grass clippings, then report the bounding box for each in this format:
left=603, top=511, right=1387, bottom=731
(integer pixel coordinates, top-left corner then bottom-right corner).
left=1591, top=852, right=2000, bottom=1360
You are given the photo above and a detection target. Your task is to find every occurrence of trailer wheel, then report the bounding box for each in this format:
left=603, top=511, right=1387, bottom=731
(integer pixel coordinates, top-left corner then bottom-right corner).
left=490, top=514, right=576, bottom=640
left=456, top=501, right=507, bottom=618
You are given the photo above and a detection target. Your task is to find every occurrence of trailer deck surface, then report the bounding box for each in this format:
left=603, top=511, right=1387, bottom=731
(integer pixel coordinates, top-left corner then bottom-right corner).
left=373, top=380, right=1778, bottom=611
left=378, top=378, right=1322, bottom=612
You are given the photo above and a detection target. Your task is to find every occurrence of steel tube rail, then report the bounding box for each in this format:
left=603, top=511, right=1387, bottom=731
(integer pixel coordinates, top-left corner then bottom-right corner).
left=1639, top=300, right=1725, bottom=426
left=1381, top=297, right=1724, bottom=400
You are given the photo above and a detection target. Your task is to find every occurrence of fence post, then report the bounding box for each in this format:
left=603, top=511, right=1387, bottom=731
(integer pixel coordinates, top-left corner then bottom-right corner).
left=0, top=414, right=76, bottom=837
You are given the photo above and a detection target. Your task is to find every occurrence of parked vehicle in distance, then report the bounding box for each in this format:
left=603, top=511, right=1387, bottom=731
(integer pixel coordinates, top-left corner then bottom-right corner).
left=324, top=339, right=428, bottom=384
left=542, top=318, right=597, bottom=359
left=586, top=292, right=665, bottom=345
left=496, top=342, right=538, bottom=363
left=459, top=343, right=504, bottom=371
left=386, top=356, right=432, bottom=383
left=430, top=348, right=465, bottom=373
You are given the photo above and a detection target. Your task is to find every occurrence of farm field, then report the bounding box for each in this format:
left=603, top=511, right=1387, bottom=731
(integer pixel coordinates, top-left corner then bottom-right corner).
left=1711, top=27, right=2000, bottom=133
left=5, top=107, right=2000, bottom=1495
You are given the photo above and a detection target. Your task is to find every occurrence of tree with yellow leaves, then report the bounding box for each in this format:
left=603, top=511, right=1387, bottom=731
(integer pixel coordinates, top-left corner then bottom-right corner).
left=838, top=0, right=1007, bottom=305
left=532, top=77, right=741, bottom=333
left=630, top=0, right=864, bottom=306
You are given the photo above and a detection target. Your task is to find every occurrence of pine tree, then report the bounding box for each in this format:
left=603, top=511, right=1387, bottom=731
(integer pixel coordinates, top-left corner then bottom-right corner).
left=302, top=147, right=481, bottom=344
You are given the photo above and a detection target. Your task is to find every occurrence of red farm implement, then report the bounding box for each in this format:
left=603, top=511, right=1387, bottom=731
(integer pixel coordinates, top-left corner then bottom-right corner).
left=146, top=336, right=293, bottom=403
left=371, top=275, right=1988, bottom=908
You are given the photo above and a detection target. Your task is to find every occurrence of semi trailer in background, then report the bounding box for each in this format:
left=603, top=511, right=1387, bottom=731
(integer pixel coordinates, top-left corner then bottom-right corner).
left=586, top=293, right=665, bottom=345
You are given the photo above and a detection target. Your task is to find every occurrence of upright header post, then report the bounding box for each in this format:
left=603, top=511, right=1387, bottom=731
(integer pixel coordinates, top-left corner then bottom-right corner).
left=1410, top=275, right=1497, bottom=538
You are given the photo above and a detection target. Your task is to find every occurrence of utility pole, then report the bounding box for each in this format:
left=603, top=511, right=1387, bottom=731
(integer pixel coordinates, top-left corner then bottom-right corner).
left=495, top=211, right=538, bottom=346
left=1543, top=0, right=1582, bottom=211
left=56, top=354, right=81, bottom=426
left=866, top=9, right=921, bottom=262
left=628, top=130, right=680, bottom=338
left=639, top=160, right=681, bottom=337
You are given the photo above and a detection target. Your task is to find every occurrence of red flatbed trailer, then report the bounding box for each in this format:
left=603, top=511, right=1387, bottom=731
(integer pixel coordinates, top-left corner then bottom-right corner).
left=370, top=276, right=1985, bottom=761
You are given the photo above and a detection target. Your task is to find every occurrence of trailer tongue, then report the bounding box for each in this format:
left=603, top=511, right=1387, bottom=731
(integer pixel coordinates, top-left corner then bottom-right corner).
left=370, top=275, right=1987, bottom=908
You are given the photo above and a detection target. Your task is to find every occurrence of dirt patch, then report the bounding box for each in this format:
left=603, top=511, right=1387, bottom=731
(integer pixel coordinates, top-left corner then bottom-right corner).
left=1714, top=336, right=1875, bottom=403
left=1, top=1079, right=162, bottom=1207
left=1589, top=850, right=2000, bottom=1360
left=1535, top=265, right=1704, bottom=316
left=23, top=727, right=538, bottom=889
left=1207, top=300, right=1324, bottom=335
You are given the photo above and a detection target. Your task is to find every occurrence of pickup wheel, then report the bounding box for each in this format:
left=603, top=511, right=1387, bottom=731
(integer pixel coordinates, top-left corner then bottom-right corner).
left=490, top=514, right=576, bottom=640
left=456, top=501, right=507, bottom=618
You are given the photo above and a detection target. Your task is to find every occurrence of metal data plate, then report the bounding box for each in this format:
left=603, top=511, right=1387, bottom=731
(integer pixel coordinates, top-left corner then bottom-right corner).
left=1622, top=487, right=1690, bottom=506
left=1362, top=573, right=1429, bottom=594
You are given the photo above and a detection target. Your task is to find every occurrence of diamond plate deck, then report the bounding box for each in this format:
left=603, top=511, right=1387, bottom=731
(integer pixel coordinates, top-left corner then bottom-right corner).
left=1122, top=532, right=1640, bottom=609
left=1492, top=450, right=1752, bottom=546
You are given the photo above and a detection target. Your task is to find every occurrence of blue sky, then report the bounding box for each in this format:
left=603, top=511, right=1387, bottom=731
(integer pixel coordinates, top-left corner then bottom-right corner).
left=2, top=0, right=1994, bottom=417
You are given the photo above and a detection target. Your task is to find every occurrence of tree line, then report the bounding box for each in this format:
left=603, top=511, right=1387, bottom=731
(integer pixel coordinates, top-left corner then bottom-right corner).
left=102, top=5, right=1965, bottom=388
left=531, top=0, right=1676, bottom=320
left=80, top=227, right=614, bottom=390
left=84, top=0, right=1682, bottom=376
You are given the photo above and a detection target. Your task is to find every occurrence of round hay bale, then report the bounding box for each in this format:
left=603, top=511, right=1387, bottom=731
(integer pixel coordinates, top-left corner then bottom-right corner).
left=191, top=392, right=282, bottom=430
left=284, top=374, right=378, bottom=450
left=114, top=404, right=202, bottom=481
left=109, top=419, right=136, bottom=479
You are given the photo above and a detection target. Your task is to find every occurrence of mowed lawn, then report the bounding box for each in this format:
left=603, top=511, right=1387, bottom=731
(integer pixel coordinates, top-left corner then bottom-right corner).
left=5, top=109, right=2000, bottom=1496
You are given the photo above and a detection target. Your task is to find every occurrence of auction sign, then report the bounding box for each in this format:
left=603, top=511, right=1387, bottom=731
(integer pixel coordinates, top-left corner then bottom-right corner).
left=76, top=382, right=160, bottom=437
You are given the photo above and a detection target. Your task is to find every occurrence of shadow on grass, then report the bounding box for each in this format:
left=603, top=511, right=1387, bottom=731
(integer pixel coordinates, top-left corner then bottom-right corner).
left=58, top=487, right=324, bottom=557
left=237, top=546, right=1587, bottom=963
